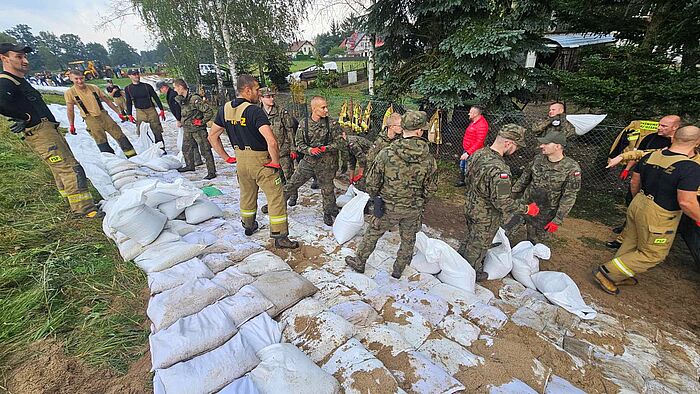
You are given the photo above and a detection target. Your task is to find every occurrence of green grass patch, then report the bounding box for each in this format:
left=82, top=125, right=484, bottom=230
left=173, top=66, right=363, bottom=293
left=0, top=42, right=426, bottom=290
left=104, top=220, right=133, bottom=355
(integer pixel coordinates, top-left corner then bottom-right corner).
left=41, top=93, right=67, bottom=106
left=90, top=77, right=132, bottom=88
left=0, top=117, right=147, bottom=373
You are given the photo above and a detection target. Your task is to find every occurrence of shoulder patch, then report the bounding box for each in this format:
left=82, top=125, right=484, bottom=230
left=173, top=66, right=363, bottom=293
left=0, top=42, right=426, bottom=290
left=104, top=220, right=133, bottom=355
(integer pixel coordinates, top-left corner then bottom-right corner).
left=499, top=173, right=509, bottom=179
left=573, top=170, right=581, bottom=176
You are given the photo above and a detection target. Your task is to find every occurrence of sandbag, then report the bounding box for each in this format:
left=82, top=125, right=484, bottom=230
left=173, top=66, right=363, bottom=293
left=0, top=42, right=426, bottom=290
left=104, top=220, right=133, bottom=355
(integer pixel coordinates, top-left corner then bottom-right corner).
left=380, top=300, right=433, bottom=349
left=336, top=271, right=377, bottom=295
left=149, top=297, right=238, bottom=370
left=279, top=298, right=326, bottom=332
left=118, top=229, right=181, bottom=262
left=413, top=232, right=475, bottom=293
left=182, top=231, right=218, bottom=246
left=159, top=154, right=186, bottom=169
left=250, top=343, right=340, bottom=394
left=158, top=199, right=187, bottom=220
left=235, top=250, right=291, bottom=277
left=370, top=348, right=464, bottom=394
left=252, top=271, right=318, bottom=317
left=511, top=241, right=550, bottom=289
left=287, top=311, right=355, bottom=363
left=107, top=161, right=140, bottom=175
left=237, top=312, right=283, bottom=354
left=218, top=376, right=259, bottom=394
left=355, top=324, right=413, bottom=357
left=218, top=285, right=274, bottom=327
left=211, top=266, right=255, bottom=295
left=147, top=278, right=227, bottom=331
left=134, top=241, right=206, bottom=273
left=335, top=185, right=356, bottom=208
left=314, top=282, right=362, bottom=308
left=144, top=178, right=202, bottom=208
left=417, top=334, right=483, bottom=375
left=483, top=227, right=513, bottom=280
left=322, top=338, right=398, bottom=394
left=164, top=220, right=198, bottom=236
left=111, top=169, right=148, bottom=181
left=411, top=232, right=440, bottom=274
left=108, top=190, right=167, bottom=246
left=396, top=288, right=449, bottom=326
left=333, top=189, right=370, bottom=244
left=531, top=271, right=597, bottom=320
left=184, top=198, right=224, bottom=224
left=147, top=257, right=214, bottom=295
left=329, top=301, right=380, bottom=328
left=142, top=157, right=173, bottom=171
left=114, top=175, right=147, bottom=189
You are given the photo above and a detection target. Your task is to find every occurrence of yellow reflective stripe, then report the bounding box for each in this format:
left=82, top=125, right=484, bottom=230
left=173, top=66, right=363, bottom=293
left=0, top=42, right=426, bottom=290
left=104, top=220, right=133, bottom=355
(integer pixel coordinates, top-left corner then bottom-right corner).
left=123, top=149, right=137, bottom=157
left=240, top=209, right=257, bottom=218
left=269, top=215, right=288, bottom=224
left=58, top=189, right=67, bottom=197
left=612, top=258, right=635, bottom=277
left=67, top=192, right=92, bottom=203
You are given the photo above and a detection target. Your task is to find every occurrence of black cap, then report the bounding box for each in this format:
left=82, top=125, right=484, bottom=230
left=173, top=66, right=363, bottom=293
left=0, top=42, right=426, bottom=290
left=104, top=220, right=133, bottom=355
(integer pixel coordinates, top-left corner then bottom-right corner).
left=127, top=69, right=140, bottom=75
left=155, top=81, right=166, bottom=89
left=0, top=43, right=33, bottom=55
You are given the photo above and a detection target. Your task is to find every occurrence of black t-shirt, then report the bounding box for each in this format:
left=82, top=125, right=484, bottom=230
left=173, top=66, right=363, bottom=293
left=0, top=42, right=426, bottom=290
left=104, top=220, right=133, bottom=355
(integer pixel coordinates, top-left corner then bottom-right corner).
left=0, top=71, right=56, bottom=127
left=106, top=85, right=122, bottom=98
left=124, top=82, right=163, bottom=114
left=635, top=150, right=700, bottom=211
left=166, top=88, right=181, bottom=121
left=214, top=98, right=271, bottom=151
left=638, top=133, right=672, bottom=150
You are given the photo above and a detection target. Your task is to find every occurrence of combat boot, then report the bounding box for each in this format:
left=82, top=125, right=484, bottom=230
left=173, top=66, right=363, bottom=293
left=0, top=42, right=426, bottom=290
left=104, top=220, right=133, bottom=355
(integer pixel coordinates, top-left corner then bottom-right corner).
left=288, top=196, right=297, bottom=207
left=592, top=266, right=620, bottom=295
left=345, top=256, right=365, bottom=273
left=391, top=267, right=404, bottom=279
left=475, top=270, right=488, bottom=282
left=311, top=178, right=320, bottom=189
left=195, top=160, right=204, bottom=166
left=244, top=221, right=259, bottom=236
left=204, top=172, right=217, bottom=180
left=454, top=169, right=466, bottom=187
left=178, top=166, right=195, bottom=173
left=261, top=204, right=268, bottom=214
left=275, top=236, right=299, bottom=249
left=323, top=213, right=334, bottom=226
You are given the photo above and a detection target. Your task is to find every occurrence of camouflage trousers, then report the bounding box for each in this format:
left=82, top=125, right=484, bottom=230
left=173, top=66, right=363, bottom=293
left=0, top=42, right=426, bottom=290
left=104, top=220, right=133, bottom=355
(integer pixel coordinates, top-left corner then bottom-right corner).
left=182, top=126, right=215, bottom=175
left=284, top=154, right=338, bottom=216
left=356, top=209, right=422, bottom=276
left=278, top=153, right=295, bottom=184
left=459, top=210, right=501, bottom=272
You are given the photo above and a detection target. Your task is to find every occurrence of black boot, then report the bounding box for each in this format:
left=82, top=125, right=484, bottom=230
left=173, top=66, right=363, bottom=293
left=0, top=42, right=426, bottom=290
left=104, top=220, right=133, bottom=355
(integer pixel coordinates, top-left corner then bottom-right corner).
left=261, top=204, right=268, bottom=214
left=275, top=236, right=299, bottom=249
left=475, top=270, right=488, bottom=282
left=454, top=169, right=466, bottom=187
left=288, top=196, right=297, bottom=207
left=323, top=213, right=334, bottom=226
left=178, top=166, right=195, bottom=173
left=345, top=256, right=365, bottom=273
left=204, top=172, right=217, bottom=180
left=311, top=177, right=319, bottom=190
left=244, top=221, right=259, bottom=236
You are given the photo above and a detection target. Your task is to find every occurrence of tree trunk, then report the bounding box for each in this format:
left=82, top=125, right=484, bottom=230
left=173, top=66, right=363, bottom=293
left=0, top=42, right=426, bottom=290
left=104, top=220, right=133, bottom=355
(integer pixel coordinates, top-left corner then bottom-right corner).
left=368, top=32, right=376, bottom=96
left=205, top=14, right=225, bottom=101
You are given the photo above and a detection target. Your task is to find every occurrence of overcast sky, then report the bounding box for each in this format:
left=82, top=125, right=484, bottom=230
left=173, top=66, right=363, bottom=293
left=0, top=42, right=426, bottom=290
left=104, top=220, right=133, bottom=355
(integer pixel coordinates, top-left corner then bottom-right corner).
left=1, top=0, right=356, bottom=52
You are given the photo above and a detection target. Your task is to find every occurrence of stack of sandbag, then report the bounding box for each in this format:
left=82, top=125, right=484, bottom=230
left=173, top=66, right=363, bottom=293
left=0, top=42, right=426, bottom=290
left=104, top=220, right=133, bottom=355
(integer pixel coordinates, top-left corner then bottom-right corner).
left=411, top=231, right=476, bottom=293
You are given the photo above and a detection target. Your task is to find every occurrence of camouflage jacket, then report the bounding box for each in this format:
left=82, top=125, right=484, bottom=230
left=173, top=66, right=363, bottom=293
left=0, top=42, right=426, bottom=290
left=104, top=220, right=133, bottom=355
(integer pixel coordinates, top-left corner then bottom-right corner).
left=265, top=104, right=295, bottom=156
left=295, top=116, right=343, bottom=159
left=366, top=136, right=438, bottom=211
left=464, top=147, right=528, bottom=221
left=367, top=132, right=398, bottom=166
left=175, top=92, right=213, bottom=129
left=532, top=114, right=576, bottom=139
left=341, top=134, right=373, bottom=169
left=511, top=154, right=581, bottom=224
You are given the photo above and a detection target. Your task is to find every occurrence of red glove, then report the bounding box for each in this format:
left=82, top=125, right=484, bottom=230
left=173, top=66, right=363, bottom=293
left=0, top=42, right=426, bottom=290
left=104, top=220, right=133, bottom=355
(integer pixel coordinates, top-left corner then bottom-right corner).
left=310, top=147, right=323, bottom=156
left=192, top=118, right=203, bottom=126
left=128, top=115, right=136, bottom=123
left=319, top=146, right=328, bottom=153
left=619, top=169, right=630, bottom=180
left=225, top=157, right=237, bottom=164
left=118, top=114, right=127, bottom=121
left=159, top=110, right=166, bottom=121
left=526, top=202, right=540, bottom=217
left=696, top=220, right=700, bottom=227
left=290, top=152, right=298, bottom=160
left=68, top=124, right=76, bottom=135
left=544, top=222, right=559, bottom=233
left=264, top=162, right=281, bottom=169
left=350, top=174, right=363, bottom=184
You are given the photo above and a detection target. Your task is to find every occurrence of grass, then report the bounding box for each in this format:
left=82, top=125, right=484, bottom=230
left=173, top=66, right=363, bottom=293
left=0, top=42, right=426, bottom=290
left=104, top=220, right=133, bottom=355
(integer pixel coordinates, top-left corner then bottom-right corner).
left=0, top=117, right=147, bottom=374
left=90, top=77, right=132, bottom=88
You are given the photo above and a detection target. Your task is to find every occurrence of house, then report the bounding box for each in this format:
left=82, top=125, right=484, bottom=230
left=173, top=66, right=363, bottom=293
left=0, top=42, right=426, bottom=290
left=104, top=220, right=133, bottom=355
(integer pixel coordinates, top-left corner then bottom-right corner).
left=340, top=32, right=385, bottom=57
left=287, top=40, right=316, bottom=58
left=526, top=33, right=617, bottom=70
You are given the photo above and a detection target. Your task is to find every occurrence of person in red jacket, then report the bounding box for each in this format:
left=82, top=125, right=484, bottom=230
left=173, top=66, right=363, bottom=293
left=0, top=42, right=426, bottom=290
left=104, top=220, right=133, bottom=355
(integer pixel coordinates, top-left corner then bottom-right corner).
left=455, top=105, right=489, bottom=187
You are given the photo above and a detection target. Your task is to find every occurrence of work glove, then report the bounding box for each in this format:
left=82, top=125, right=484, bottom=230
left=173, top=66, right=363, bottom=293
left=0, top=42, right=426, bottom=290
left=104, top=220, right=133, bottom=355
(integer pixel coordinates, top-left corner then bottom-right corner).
left=159, top=110, right=166, bottom=121
left=696, top=220, right=700, bottom=227
left=264, top=162, right=285, bottom=184
left=350, top=174, right=363, bottom=184
left=9, top=118, right=27, bottom=133
left=544, top=222, right=559, bottom=233
left=526, top=202, right=540, bottom=217
left=69, top=124, right=76, bottom=135
left=118, top=114, right=127, bottom=122
left=310, top=146, right=327, bottom=156
left=619, top=169, right=630, bottom=180
left=128, top=115, right=136, bottom=123
left=192, top=118, right=203, bottom=126
left=225, top=157, right=237, bottom=164
left=290, top=152, right=298, bottom=160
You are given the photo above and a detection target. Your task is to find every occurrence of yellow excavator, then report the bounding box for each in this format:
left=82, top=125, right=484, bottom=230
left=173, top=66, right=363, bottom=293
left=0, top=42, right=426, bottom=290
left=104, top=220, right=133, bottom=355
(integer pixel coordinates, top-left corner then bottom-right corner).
left=65, top=60, right=103, bottom=80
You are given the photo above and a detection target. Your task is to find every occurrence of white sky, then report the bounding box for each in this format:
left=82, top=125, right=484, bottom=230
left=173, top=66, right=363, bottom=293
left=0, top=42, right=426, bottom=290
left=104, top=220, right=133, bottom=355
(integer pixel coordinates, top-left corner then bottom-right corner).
left=1, top=0, right=357, bottom=52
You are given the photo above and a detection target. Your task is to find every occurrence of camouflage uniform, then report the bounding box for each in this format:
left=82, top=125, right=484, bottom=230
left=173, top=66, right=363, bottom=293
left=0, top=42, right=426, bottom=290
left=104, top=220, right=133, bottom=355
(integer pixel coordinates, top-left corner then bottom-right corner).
left=265, top=104, right=296, bottom=181
left=532, top=114, right=576, bottom=139
left=176, top=92, right=216, bottom=175
left=459, top=125, right=529, bottom=272
left=367, top=132, right=397, bottom=166
left=284, top=116, right=344, bottom=217
left=354, top=111, right=438, bottom=277
left=342, top=134, right=373, bottom=190
left=512, top=154, right=581, bottom=243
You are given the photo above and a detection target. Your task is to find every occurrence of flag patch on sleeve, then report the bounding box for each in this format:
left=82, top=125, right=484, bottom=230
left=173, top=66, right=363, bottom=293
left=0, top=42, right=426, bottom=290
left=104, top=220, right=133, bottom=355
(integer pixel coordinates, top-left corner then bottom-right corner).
left=499, top=173, right=509, bottom=179
left=573, top=171, right=581, bottom=176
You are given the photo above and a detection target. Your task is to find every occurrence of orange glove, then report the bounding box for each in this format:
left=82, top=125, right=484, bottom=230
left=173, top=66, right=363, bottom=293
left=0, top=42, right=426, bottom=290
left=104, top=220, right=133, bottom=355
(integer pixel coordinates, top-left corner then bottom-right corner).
left=350, top=174, right=363, bottom=184
left=544, top=222, right=559, bottom=233
left=619, top=169, right=630, bottom=180
left=118, top=114, right=127, bottom=121
left=225, top=157, right=237, bottom=164
left=128, top=115, right=136, bottom=123
left=192, top=118, right=203, bottom=126
left=526, top=202, right=540, bottom=217
left=159, top=109, right=166, bottom=121
left=68, top=124, right=76, bottom=135
left=290, top=152, right=298, bottom=160
left=310, top=147, right=323, bottom=156
left=263, top=162, right=281, bottom=169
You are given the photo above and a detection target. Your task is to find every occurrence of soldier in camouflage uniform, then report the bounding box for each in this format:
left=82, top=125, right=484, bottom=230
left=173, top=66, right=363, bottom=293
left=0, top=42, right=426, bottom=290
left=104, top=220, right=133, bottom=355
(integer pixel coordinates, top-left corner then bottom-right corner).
left=459, top=124, right=540, bottom=281
left=346, top=111, right=438, bottom=279
left=340, top=131, right=373, bottom=190
left=532, top=101, right=576, bottom=139
left=284, top=96, right=344, bottom=226
left=367, top=112, right=402, bottom=167
left=511, top=131, right=582, bottom=243
left=173, top=79, right=216, bottom=179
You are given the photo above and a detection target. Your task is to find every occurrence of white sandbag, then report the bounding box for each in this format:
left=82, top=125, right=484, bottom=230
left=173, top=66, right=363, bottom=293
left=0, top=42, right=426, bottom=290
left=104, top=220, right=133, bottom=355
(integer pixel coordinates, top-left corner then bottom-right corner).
left=218, top=285, right=274, bottom=327
left=142, top=157, right=172, bottom=172
left=372, top=348, right=464, bottom=394
left=237, top=312, right=283, bottom=354
left=250, top=343, right=340, bottom=394
left=380, top=300, right=433, bottom=349
left=336, top=271, right=377, bottom=296
left=118, top=229, right=180, bottom=262
left=252, top=271, right=318, bottom=317
left=147, top=278, right=228, bottom=332
left=107, top=161, right=140, bottom=175
left=158, top=199, right=187, bottom=220
left=153, top=331, right=259, bottom=394
left=144, top=179, right=202, bottom=207
left=333, top=189, right=370, bottom=244
left=396, top=288, right=449, bottom=326
left=118, top=177, right=160, bottom=192
left=110, top=203, right=167, bottom=246
left=149, top=298, right=237, bottom=370
left=160, top=154, right=186, bottom=169
left=313, top=282, right=362, bottom=308
left=111, top=169, right=148, bottom=181
left=211, top=266, right=255, bottom=294
left=235, top=250, right=291, bottom=277
left=438, top=314, right=481, bottom=348
left=132, top=140, right=164, bottom=162
left=335, top=185, right=356, bottom=208
left=364, top=271, right=415, bottom=311
left=114, top=175, right=148, bottom=190
left=287, top=311, right=355, bottom=363
left=322, top=338, right=398, bottom=394
left=329, top=301, right=380, bottom=328
left=134, top=241, right=206, bottom=273
left=279, top=298, right=326, bottom=332
left=185, top=199, right=224, bottom=224
left=147, top=257, right=214, bottom=295
left=566, top=114, right=607, bottom=136
left=182, top=231, right=218, bottom=246
left=483, top=227, right=513, bottom=280
left=218, top=375, right=260, bottom=394
left=414, top=232, right=475, bottom=293
left=511, top=241, right=550, bottom=289
left=356, top=324, right=413, bottom=357
left=81, top=160, right=118, bottom=198
left=411, top=232, right=440, bottom=274
left=417, top=334, right=483, bottom=375
left=531, top=271, right=597, bottom=320
left=164, top=220, right=198, bottom=236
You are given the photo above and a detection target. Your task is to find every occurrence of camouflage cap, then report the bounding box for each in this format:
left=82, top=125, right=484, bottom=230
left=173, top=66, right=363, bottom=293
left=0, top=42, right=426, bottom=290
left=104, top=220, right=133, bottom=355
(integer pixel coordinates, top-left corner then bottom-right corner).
left=537, top=130, right=567, bottom=147
left=401, top=110, right=429, bottom=131
left=260, top=87, right=276, bottom=96
left=498, top=123, right=527, bottom=147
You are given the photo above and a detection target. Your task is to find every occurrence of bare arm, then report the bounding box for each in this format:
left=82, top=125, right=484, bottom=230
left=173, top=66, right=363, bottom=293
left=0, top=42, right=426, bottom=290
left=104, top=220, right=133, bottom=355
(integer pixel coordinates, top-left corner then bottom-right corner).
left=259, top=124, right=280, bottom=165
left=678, top=191, right=700, bottom=222
left=208, top=123, right=234, bottom=161
left=630, top=172, right=641, bottom=196
left=67, top=102, right=75, bottom=127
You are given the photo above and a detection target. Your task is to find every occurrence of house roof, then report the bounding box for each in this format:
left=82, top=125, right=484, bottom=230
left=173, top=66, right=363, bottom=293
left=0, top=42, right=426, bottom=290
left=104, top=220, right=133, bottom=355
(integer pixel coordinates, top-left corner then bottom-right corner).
left=544, top=33, right=616, bottom=48
left=288, top=40, right=314, bottom=52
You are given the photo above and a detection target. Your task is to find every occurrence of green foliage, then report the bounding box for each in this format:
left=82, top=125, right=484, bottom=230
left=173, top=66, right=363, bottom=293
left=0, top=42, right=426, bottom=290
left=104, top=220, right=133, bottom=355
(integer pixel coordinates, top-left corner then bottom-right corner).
left=312, top=53, right=339, bottom=93
left=108, top=38, right=140, bottom=66
left=86, top=42, right=110, bottom=64
left=328, top=46, right=345, bottom=58
left=265, top=43, right=292, bottom=90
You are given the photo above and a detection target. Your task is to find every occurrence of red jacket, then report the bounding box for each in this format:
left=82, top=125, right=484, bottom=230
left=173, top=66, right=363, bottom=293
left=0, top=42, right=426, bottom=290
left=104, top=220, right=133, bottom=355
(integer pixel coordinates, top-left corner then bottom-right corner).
left=462, top=116, right=489, bottom=155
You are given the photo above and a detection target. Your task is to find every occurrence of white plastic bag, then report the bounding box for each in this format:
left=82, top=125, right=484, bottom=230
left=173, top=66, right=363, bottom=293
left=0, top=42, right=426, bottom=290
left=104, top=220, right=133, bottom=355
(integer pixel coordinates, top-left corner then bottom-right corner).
left=433, top=239, right=476, bottom=293
left=411, top=232, right=440, bottom=274
left=250, top=343, right=340, bottom=394
left=147, top=257, right=214, bottom=295
left=147, top=278, right=228, bottom=331
left=335, top=185, right=356, bottom=208
left=134, top=241, right=206, bottom=273
left=333, top=189, right=370, bottom=244
left=531, top=271, right=597, bottom=319
left=510, top=241, right=550, bottom=289
left=110, top=196, right=167, bottom=246
left=566, top=114, right=607, bottom=136
left=483, top=227, right=513, bottom=280
left=185, top=199, right=224, bottom=224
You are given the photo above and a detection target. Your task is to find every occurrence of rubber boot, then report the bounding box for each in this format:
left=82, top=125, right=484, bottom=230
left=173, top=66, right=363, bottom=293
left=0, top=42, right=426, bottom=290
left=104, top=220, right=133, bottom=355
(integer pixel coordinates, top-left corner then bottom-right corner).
left=244, top=221, right=259, bottom=236
left=275, top=236, right=299, bottom=249
left=345, top=256, right=365, bottom=273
